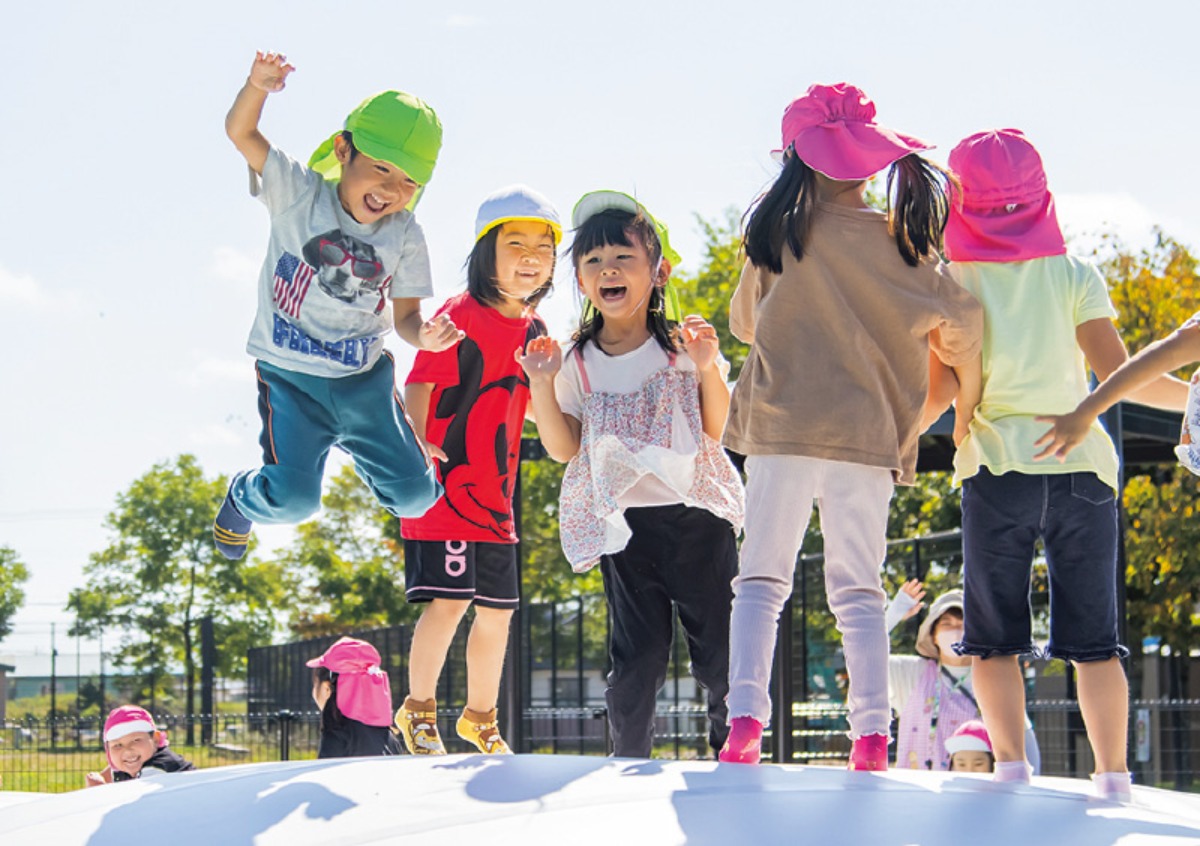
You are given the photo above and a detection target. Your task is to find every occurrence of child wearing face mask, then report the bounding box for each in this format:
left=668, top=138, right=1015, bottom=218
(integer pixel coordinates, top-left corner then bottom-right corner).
left=886, top=584, right=1039, bottom=771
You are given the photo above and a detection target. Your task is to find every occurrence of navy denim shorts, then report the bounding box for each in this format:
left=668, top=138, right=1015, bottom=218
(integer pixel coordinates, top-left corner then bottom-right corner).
left=958, top=468, right=1128, bottom=663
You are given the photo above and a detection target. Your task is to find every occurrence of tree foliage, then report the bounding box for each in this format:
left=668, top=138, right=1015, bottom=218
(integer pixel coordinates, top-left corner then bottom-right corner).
left=68, top=455, right=289, bottom=707
left=1102, top=233, right=1200, bottom=656
left=0, top=546, right=29, bottom=643
left=274, top=463, right=419, bottom=637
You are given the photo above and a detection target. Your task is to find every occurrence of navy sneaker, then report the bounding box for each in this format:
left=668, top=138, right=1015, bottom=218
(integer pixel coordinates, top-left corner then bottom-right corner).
left=213, top=490, right=252, bottom=560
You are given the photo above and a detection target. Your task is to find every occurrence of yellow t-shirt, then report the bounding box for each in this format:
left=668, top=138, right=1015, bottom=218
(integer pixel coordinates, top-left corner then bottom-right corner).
left=951, top=254, right=1120, bottom=490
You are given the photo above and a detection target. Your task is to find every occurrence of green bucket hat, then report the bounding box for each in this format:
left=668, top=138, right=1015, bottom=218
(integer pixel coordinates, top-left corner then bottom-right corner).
left=309, top=90, right=443, bottom=209
left=571, top=190, right=683, bottom=322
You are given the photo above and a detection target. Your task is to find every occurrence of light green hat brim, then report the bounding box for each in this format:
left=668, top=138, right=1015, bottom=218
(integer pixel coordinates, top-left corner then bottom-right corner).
left=309, top=90, right=443, bottom=211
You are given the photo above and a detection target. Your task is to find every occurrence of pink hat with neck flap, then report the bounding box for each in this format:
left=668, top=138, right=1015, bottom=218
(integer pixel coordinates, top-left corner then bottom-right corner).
left=773, top=83, right=933, bottom=180
left=944, top=128, right=1067, bottom=263
left=306, top=637, right=394, bottom=727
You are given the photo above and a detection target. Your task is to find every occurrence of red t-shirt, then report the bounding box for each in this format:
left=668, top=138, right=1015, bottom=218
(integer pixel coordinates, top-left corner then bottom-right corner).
left=401, top=292, right=544, bottom=542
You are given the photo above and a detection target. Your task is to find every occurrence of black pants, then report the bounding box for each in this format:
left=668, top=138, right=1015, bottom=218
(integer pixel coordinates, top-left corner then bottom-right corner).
left=601, top=504, right=738, bottom=758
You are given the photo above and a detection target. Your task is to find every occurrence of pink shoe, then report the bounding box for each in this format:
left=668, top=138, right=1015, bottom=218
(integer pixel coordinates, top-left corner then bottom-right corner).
left=719, top=717, right=763, bottom=764
left=848, top=733, right=889, bottom=771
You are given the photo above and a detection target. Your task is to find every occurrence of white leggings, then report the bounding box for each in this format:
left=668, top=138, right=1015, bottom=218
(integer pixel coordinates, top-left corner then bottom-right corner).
left=727, top=455, right=893, bottom=739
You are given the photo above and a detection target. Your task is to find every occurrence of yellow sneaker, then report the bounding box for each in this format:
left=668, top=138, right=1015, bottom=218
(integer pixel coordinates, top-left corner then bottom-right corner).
left=456, top=707, right=512, bottom=754
left=396, top=697, right=446, bottom=755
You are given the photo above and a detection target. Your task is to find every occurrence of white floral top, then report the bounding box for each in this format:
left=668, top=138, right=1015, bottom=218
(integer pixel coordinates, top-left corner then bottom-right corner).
left=558, top=345, right=744, bottom=572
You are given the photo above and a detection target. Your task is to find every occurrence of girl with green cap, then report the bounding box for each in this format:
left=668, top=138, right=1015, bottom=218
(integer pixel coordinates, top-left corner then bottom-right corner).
left=214, top=51, right=461, bottom=561
left=518, top=191, right=744, bottom=759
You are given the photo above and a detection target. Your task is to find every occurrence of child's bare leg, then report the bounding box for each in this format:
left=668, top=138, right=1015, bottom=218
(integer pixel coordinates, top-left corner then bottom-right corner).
left=972, top=655, right=1027, bottom=762
left=408, top=598, right=471, bottom=700
left=466, top=606, right=514, bottom=712
left=1075, top=657, right=1129, bottom=773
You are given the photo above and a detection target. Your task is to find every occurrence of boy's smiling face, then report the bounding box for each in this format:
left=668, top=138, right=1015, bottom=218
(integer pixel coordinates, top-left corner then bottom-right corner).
left=334, top=134, right=420, bottom=224
left=107, top=731, right=158, bottom=776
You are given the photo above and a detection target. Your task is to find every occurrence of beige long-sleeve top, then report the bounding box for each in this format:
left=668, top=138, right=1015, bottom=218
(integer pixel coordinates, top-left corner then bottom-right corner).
left=723, top=202, right=982, bottom=485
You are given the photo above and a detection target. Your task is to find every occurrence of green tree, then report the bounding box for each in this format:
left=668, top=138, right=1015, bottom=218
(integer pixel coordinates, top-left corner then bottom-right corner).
left=1100, top=234, right=1200, bottom=668
left=0, top=546, right=29, bottom=642
left=68, top=455, right=289, bottom=716
left=275, top=463, right=419, bottom=637
left=674, top=209, right=750, bottom=377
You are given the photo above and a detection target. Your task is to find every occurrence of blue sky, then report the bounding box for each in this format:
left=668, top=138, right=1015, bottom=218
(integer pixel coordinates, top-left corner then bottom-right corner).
left=2, top=0, right=1198, bottom=672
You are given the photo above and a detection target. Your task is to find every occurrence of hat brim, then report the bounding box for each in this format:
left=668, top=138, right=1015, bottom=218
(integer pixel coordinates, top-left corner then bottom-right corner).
left=777, top=122, right=933, bottom=181
left=476, top=216, right=563, bottom=243
left=307, top=133, right=431, bottom=212
left=944, top=735, right=992, bottom=755
left=945, top=192, right=1066, bottom=263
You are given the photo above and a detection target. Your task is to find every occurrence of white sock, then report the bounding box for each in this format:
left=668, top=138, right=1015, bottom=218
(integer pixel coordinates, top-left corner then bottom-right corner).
left=993, top=761, right=1031, bottom=783
left=1093, top=771, right=1133, bottom=802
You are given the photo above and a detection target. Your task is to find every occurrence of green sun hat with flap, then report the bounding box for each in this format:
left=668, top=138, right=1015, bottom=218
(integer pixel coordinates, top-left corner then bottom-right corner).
left=309, top=90, right=443, bottom=210
left=571, top=190, right=683, bottom=321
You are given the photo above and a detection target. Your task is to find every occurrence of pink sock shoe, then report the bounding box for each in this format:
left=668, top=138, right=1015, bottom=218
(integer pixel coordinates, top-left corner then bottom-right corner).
left=1093, top=771, right=1133, bottom=802
left=993, top=761, right=1031, bottom=783
left=719, top=717, right=763, bottom=764
left=848, top=733, right=889, bottom=771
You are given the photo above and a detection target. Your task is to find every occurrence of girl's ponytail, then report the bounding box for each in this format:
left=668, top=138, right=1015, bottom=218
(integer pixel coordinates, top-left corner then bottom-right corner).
left=743, top=154, right=817, bottom=274
left=886, top=154, right=952, bottom=266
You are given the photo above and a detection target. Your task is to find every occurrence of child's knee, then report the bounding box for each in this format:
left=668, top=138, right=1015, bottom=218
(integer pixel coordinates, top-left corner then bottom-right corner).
left=372, top=470, right=443, bottom=518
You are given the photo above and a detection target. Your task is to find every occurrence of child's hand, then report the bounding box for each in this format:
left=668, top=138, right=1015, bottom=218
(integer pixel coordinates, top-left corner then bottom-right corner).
left=418, top=313, right=465, bottom=352
left=422, top=440, right=449, bottom=463
left=516, top=336, right=562, bottom=382
left=84, top=766, right=113, bottom=788
left=1032, top=410, right=1093, bottom=462
left=679, top=315, right=720, bottom=372
left=248, top=51, right=295, bottom=94
left=898, top=579, right=926, bottom=621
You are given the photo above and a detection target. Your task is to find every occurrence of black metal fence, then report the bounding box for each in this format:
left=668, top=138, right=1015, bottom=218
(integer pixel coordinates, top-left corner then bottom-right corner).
left=5, top=700, right=1199, bottom=793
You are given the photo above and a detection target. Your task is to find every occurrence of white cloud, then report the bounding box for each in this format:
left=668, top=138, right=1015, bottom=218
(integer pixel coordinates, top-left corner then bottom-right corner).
left=211, top=246, right=261, bottom=283
left=0, top=265, right=58, bottom=308
left=445, top=14, right=484, bottom=27
left=1055, top=192, right=1178, bottom=255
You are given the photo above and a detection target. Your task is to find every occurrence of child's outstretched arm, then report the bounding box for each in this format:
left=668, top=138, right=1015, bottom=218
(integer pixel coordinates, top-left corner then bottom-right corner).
left=393, top=299, right=464, bottom=352
left=516, top=337, right=581, bottom=462
left=1034, top=319, right=1199, bottom=461
left=680, top=315, right=731, bottom=440
left=225, top=51, right=295, bottom=175
left=404, top=383, right=448, bottom=463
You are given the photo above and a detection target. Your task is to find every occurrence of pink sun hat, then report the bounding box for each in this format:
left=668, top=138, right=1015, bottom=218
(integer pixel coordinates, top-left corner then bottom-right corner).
left=306, top=637, right=394, bottom=727
left=944, top=719, right=993, bottom=755
left=944, top=128, right=1067, bottom=263
left=772, top=83, right=934, bottom=180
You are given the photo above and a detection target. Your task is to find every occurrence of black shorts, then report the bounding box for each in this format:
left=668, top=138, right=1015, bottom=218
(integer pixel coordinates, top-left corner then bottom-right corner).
left=403, top=540, right=519, bottom=609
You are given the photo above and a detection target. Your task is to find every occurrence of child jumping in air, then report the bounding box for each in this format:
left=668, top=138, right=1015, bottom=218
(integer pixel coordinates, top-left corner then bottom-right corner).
left=396, top=186, right=561, bottom=755
left=719, top=83, right=983, bottom=769
left=307, top=637, right=402, bottom=758
left=519, top=191, right=744, bottom=759
left=944, top=129, right=1186, bottom=801
left=214, top=51, right=461, bottom=560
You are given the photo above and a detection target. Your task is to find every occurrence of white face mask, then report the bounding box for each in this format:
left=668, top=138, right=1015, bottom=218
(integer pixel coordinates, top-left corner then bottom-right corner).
left=935, top=626, right=963, bottom=657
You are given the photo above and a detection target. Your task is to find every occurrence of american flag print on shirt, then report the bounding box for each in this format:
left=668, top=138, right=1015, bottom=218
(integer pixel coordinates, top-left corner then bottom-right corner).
left=273, top=252, right=314, bottom=319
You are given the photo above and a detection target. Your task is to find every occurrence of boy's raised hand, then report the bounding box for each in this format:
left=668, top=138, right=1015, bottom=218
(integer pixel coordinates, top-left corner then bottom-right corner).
left=679, top=315, right=720, bottom=372
left=516, top=336, right=562, bottom=382
left=418, top=313, right=465, bottom=353
left=248, top=51, right=295, bottom=93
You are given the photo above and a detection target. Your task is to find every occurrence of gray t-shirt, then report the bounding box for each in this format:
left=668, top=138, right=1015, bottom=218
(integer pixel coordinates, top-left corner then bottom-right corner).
left=245, top=146, right=434, bottom=377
